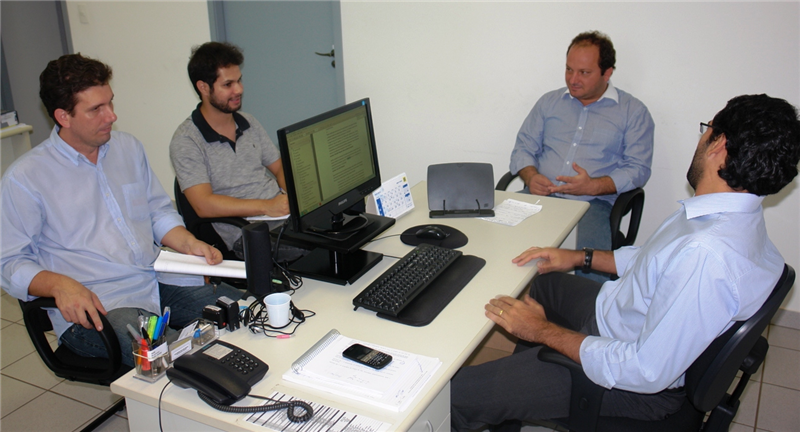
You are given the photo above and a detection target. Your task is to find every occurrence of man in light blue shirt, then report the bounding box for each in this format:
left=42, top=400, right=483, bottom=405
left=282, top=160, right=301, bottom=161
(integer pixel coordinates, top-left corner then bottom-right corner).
left=0, top=54, right=243, bottom=367
left=452, top=94, right=800, bottom=431
left=510, top=31, right=654, bottom=282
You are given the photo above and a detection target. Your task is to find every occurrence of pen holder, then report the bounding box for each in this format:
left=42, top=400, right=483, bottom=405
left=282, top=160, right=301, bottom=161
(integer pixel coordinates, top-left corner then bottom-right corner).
left=132, top=340, right=169, bottom=383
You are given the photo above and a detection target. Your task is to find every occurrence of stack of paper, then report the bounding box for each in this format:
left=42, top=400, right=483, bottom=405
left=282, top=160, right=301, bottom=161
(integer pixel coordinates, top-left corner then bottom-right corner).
left=282, top=331, right=441, bottom=412
left=153, top=249, right=246, bottom=279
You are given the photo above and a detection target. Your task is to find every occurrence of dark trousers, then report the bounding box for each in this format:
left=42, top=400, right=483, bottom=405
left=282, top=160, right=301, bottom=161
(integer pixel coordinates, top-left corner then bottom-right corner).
left=450, top=273, right=685, bottom=432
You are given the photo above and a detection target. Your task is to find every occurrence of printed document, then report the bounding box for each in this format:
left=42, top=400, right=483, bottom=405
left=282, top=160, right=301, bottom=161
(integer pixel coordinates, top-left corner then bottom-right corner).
left=479, top=199, right=542, bottom=226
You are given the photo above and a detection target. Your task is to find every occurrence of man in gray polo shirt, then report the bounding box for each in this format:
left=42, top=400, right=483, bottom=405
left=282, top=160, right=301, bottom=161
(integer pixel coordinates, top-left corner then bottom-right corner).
left=170, top=42, right=291, bottom=260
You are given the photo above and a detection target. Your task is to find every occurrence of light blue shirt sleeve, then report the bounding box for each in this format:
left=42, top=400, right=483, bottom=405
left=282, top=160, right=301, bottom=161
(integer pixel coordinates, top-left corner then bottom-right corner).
left=605, top=101, right=655, bottom=194
left=1, top=174, right=48, bottom=300
left=613, top=246, right=639, bottom=277
left=510, top=97, right=547, bottom=175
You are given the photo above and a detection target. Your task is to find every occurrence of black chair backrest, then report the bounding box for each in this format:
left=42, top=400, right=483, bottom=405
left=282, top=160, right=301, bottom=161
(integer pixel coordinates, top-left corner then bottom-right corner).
left=174, top=178, right=201, bottom=229
left=174, top=178, right=234, bottom=257
left=685, top=264, right=795, bottom=411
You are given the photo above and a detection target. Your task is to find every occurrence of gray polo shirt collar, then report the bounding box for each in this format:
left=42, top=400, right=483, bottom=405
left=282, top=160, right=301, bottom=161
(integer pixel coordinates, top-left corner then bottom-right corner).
left=191, top=103, right=250, bottom=151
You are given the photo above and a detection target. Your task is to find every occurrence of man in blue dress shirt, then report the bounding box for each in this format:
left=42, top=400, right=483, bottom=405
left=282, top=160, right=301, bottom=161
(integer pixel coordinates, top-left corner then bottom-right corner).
left=510, top=31, right=655, bottom=282
left=0, top=54, right=243, bottom=368
left=453, top=94, right=800, bottom=431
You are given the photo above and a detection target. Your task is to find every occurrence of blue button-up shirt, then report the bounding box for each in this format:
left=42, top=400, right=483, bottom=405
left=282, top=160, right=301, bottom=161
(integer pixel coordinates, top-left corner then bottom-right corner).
left=510, top=83, right=654, bottom=204
left=580, top=193, right=783, bottom=392
left=1, top=126, right=191, bottom=338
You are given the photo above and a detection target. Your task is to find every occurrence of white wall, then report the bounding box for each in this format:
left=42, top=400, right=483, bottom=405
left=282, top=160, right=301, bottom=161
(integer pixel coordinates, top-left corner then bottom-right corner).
left=66, top=1, right=209, bottom=196
left=60, top=1, right=800, bottom=319
left=340, top=1, right=800, bottom=319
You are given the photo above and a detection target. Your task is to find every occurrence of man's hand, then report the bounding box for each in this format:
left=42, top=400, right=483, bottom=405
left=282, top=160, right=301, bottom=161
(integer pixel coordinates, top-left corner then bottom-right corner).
left=263, top=194, right=290, bottom=217
left=30, top=271, right=107, bottom=331
left=161, top=226, right=223, bottom=265
left=185, top=236, right=223, bottom=265
left=551, top=163, right=616, bottom=196
left=512, top=247, right=582, bottom=273
left=486, top=294, right=586, bottom=364
left=485, top=295, right=548, bottom=344
left=518, top=166, right=554, bottom=196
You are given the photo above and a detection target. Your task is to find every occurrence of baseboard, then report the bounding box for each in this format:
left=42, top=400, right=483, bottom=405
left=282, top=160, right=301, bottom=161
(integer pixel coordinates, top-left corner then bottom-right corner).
left=773, top=308, right=800, bottom=330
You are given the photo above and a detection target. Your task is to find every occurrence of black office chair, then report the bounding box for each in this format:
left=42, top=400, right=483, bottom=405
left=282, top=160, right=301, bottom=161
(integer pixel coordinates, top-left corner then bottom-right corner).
left=495, top=171, right=645, bottom=251
left=19, top=297, right=132, bottom=432
left=174, top=178, right=249, bottom=261
left=536, top=264, right=795, bottom=432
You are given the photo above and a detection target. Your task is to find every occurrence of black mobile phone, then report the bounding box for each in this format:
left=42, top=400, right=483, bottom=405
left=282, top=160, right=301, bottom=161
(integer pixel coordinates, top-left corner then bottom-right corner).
left=342, top=343, right=393, bottom=369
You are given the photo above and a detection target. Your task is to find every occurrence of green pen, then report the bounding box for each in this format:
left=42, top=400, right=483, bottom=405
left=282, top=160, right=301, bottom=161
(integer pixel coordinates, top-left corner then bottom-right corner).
left=147, top=316, right=157, bottom=343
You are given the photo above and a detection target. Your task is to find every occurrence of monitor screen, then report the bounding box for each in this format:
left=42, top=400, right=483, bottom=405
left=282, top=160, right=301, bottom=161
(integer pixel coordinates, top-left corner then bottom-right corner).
left=278, top=98, right=381, bottom=235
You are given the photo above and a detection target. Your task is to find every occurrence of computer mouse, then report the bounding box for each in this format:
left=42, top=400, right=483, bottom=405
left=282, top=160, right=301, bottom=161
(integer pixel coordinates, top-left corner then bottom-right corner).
left=415, top=226, right=449, bottom=240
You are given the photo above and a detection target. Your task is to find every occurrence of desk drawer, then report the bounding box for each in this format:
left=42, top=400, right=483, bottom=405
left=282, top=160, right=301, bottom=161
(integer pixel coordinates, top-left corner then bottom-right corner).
left=409, top=382, right=450, bottom=432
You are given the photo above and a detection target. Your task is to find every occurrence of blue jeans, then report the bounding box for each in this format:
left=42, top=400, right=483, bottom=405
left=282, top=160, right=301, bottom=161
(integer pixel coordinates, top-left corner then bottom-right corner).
left=60, top=282, right=244, bottom=367
left=575, top=199, right=613, bottom=284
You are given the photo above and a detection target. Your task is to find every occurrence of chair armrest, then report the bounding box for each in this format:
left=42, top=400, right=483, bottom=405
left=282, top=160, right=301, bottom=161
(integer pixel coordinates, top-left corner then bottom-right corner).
left=19, top=297, right=123, bottom=382
left=538, top=346, right=606, bottom=432
left=610, top=188, right=645, bottom=250
left=495, top=171, right=519, bottom=191
left=740, top=336, right=767, bottom=376
left=187, top=216, right=249, bottom=233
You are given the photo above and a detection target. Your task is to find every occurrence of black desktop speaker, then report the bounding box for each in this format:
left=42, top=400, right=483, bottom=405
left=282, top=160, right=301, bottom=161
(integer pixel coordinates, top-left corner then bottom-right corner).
left=242, top=222, right=275, bottom=297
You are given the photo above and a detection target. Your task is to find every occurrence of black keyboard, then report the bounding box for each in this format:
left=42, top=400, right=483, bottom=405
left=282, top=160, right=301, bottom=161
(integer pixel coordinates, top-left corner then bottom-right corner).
left=353, top=243, right=462, bottom=316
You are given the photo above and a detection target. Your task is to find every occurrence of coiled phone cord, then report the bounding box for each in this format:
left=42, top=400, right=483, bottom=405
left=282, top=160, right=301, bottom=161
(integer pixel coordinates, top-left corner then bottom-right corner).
left=197, top=391, right=314, bottom=423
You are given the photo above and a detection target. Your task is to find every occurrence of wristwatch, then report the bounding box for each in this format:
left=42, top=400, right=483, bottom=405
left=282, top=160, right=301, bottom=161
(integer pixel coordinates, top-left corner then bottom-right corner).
left=582, top=247, right=594, bottom=272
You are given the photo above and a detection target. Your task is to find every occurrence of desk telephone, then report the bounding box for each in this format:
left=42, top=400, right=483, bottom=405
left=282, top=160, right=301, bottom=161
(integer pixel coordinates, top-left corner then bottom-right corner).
left=167, top=340, right=268, bottom=405
left=166, top=340, right=314, bottom=422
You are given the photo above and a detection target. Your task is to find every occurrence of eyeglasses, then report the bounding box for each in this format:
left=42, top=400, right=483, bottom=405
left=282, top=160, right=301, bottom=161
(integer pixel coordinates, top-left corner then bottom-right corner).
left=699, top=122, right=713, bottom=134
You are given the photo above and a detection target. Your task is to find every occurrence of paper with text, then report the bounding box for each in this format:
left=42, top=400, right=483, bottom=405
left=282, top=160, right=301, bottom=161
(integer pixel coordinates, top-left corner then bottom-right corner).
left=479, top=199, right=542, bottom=226
left=243, top=390, right=391, bottom=432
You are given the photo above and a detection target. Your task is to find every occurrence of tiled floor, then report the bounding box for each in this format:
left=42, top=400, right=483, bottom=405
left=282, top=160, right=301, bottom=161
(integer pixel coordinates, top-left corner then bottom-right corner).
left=2, top=288, right=799, bottom=431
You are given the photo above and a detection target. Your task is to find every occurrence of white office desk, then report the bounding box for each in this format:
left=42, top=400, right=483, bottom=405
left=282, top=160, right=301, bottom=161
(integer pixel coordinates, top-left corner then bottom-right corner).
left=111, top=181, right=588, bottom=431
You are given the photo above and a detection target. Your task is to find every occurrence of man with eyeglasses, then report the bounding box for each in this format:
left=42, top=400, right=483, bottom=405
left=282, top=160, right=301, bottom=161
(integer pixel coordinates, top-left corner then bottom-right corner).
left=452, top=94, right=800, bottom=431
left=509, top=31, right=654, bottom=283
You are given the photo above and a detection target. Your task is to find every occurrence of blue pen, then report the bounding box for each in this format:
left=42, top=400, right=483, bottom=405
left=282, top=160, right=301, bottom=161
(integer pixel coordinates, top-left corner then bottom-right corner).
left=153, top=316, right=164, bottom=344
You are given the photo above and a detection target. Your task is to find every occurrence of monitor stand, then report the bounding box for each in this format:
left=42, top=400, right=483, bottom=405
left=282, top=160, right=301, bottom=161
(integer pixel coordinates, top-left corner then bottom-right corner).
left=288, top=248, right=383, bottom=286
left=273, top=213, right=395, bottom=285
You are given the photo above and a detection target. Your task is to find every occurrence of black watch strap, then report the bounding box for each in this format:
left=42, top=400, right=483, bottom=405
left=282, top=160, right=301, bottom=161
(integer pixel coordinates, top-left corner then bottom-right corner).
left=583, top=247, right=594, bottom=272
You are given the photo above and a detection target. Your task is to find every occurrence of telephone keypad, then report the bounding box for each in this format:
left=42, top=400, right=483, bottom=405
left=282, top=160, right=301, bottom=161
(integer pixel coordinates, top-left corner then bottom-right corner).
left=220, top=348, right=259, bottom=375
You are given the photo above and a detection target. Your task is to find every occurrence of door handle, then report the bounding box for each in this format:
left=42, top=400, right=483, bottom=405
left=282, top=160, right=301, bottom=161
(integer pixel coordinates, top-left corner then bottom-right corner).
left=315, top=49, right=335, bottom=68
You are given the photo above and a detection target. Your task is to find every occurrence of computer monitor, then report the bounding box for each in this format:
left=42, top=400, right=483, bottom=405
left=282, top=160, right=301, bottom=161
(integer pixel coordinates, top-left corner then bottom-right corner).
left=275, top=98, right=395, bottom=285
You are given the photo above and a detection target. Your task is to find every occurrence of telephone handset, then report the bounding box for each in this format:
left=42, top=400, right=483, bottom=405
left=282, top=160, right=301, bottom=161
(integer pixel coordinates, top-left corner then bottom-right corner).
left=167, top=340, right=269, bottom=405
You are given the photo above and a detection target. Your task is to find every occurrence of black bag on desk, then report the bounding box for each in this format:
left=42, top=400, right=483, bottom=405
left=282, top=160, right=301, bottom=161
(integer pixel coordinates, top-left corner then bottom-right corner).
left=427, top=163, right=495, bottom=218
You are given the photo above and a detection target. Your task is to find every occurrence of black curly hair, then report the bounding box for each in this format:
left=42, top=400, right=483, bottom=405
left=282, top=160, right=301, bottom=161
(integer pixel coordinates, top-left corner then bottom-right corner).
left=709, top=94, right=800, bottom=196
left=39, top=54, right=113, bottom=127
left=187, top=42, right=244, bottom=97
